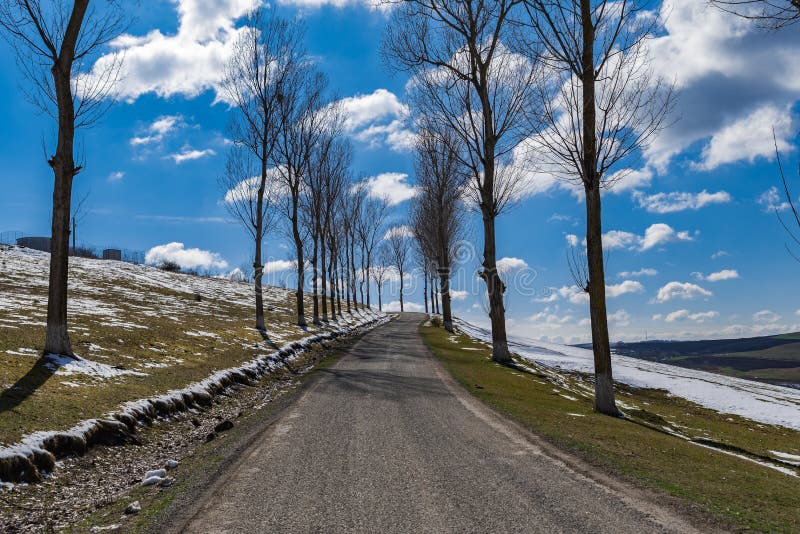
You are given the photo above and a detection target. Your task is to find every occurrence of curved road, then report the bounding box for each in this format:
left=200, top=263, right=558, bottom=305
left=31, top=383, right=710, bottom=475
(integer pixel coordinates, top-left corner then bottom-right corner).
left=181, top=313, right=698, bottom=533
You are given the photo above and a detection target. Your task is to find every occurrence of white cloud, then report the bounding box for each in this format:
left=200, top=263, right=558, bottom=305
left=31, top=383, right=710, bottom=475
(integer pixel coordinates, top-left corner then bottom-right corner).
left=277, top=0, right=387, bottom=11
left=383, top=225, right=414, bottom=240
left=450, top=289, right=468, bottom=301
left=644, top=0, right=800, bottom=171
left=641, top=223, right=694, bottom=251
left=336, top=89, right=414, bottom=152
left=90, top=1, right=259, bottom=103
left=264, top=260, right=295, bottom=274
left=565, top=234, right=579, bottom=247
left=167, top=148, right=216, bottom=164
left=655, top=281, right=712, bottom=302
left=757, top=187, right=791, bottom=212
left=145, top=242, right=228, bottom=270
left=107, top=171, right=125, bottom=183
left=608, top=309, right=631, bottom=326
left=664, top=309, right=719, bottom=323
left=496, top=257, right=528, bottom=274
left=705, top=269, right=739, bottom=282
left=130, top=115, right=184, bottom=146
left=617, top=268, right=658, bottom=278
left=711, top=250, right=729, bottom=259
left=384, top=300, right=424, bottom=312
left=359, top=173, right=417, bottom=205
left=601, top=224, right=694, bottom=251
left=607, top=167, right=654, bottom=193
left=696, top=105, right=795, bottom=171
left=606, top=280, right=645, bottom=298
left=633, top=190, right=731, bottom=214
left=753, top=309, right=781, bottom=323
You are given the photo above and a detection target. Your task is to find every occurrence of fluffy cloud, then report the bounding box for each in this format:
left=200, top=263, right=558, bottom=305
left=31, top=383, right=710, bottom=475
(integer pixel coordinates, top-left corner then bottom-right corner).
left=383, top=225, right=414, bottom=240
left=384, top=300, right=424, bottom=312
left=701, top=269, right=739, bottom=282
left=496, top=257, right=528, bottom=274
left=655, top=281, right=712, bottom=302
left=336, top=89, right=414, bottom=152
left=565, top=234, right=580, bottom=247
left=617, top=268, right=658, bottom=278
left=606, top=280, right=645, bottom=298
left=359, top=173, right=418, bottom=205
left=601, top=224, right=694, bottom=251
left=167, top=148, right=216, bottom=164
left=264, top=260, right=296, bottom=274
left=644, top=0, right=800, bottom=171
left=608, top=309, right=631, bottom=326
left=664, top=309, right=719, bottom=323
left=89, top=1, right=259, bottom=103
left=145, top=242, right=228, bottom=270
left=757, top=187, right=791, bottom=212
left=107, top=171, right=125, bottom=183
left=753, top=309, right=781, bottom=323
left=633, top=190, right=731, bottom=214
left=641, top=223, right=694, bottom=251
left=711, top=250, right=729, bottom=259
left=131, top=115, right=184, bottom=146
left=449, top=289, right=468, bottom=301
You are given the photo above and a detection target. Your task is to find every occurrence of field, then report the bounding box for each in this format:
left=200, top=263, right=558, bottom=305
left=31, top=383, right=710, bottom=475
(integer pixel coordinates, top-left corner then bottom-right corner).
left=606, top=335, right=800, bottom=388
left=422, top=325, right=800, bottom=532
left=0, top=247, right=372, bottom=447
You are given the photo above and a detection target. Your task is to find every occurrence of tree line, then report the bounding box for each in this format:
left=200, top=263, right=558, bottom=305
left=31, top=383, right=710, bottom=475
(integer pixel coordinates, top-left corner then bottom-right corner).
left=1, top=0, right=797, bottom=419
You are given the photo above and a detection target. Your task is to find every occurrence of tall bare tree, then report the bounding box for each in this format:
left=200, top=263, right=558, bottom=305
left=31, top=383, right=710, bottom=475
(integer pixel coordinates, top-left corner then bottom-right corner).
left=386, top=226, right=411, bottom=312
left=355, top=190, right=389, bottom=308
left=710, top=0, right=800, bottom=28
left=220, top=12, right=300, bottom=332
left=371, top=244, right=392, bottom=312
left=274, top=63, right=329, bottom=327
left=0, top=0, right=124, bottom=356
left=411, top=122, right=468, bottom=332
left=523, top=0, right=672, bottom=415
left=384, top=0, right=538, bottom=362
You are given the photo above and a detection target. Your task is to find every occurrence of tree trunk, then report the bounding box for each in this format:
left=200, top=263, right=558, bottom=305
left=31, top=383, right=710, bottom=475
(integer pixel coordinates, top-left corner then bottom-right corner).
left=365, top=251, right=372, bottom=308
left=434, top=278, right=440, bottom=314
left=399, top=269, right=404, bottom=312
left=377, top=285, right=382, bottom=312
left=291, top=194, right=306, bottom=327
left=439, top=265, right=454, bottom=332
left=311, top=233, right=320, bottom=325
left=328, top=248, right=336, bottom=320
left=320, top=232, right=329, bottom=322
left=582, top=0, right=618, bottom=416
left=480, top=207, right=511, bottom=363
left=350, top=238, right=358, bottom=311
left=44, top=3, right=91, bottom=356
left=423, top=267, right=429, bottom=314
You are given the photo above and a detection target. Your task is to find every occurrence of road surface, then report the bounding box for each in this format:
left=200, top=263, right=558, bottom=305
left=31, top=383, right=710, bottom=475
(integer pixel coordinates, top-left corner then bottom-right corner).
left=180, top=313, right=698, bottom=533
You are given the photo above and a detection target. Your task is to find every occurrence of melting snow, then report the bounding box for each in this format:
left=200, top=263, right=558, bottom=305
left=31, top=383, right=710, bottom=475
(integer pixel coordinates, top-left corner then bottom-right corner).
left=456, top=318, right=800, bottom=431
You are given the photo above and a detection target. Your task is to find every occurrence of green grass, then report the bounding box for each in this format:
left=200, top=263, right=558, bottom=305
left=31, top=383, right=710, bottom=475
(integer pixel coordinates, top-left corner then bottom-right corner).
left=0, top=249, right=344, bottom=444
left=422, top=325, right=800, bottom=533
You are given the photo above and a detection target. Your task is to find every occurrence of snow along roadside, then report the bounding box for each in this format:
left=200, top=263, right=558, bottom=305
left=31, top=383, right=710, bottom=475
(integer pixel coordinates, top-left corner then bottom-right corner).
left=454, top=318, right=800, bottom=432
left=0, top=311, right=390, bottom=484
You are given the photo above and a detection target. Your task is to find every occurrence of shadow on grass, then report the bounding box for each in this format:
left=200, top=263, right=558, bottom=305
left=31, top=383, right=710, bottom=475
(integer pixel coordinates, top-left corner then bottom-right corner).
left=0, top=354, right=67, bottom=414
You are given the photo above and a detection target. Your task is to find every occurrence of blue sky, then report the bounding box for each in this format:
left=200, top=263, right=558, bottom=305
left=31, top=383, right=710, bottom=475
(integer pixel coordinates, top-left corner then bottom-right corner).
left=1, top=0, right=799, bottom=344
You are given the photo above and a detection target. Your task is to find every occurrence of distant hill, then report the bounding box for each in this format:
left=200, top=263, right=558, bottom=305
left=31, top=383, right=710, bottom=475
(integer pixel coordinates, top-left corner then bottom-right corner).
left=576, top=333, right=800, bottom=389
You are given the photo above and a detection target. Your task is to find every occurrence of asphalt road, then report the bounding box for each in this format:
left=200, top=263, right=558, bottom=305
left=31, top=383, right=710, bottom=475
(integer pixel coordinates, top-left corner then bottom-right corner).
left=181, top=313, right=698, bottom=533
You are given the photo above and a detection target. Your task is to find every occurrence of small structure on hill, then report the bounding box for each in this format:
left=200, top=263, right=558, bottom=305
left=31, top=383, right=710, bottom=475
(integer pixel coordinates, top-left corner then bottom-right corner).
left=102, top=248, right=122, bottom=261
left=16, top=236, right=51, bottom=252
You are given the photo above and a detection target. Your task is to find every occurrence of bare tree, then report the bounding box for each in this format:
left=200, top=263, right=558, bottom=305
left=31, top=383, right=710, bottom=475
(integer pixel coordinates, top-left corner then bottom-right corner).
left=355, top=190, right=389, bottom=308
left=386, top=226, right=411, bottom=312
left=411, top=122, right=468, bottom=332
left=220, top=11, right=300, bottom=332
left=0, top=0, right=125, bottom=356
left=371, top=244, right=392, bottom=312
left=523, top=0, right=672, bottom=415
left=274, top=61, right=329, bottom=327
left=710, top=0, right=800, bottom=28
left=384, top=0, right=539, bottom=363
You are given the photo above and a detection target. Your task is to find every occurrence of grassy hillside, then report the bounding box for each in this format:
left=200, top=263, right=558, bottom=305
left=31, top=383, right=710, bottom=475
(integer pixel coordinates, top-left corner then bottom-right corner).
left=423, top=325, right=800, bottom=532
left=0, top=247, right=364, bottom=445
left=603, top=334, right=800, bottom=387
